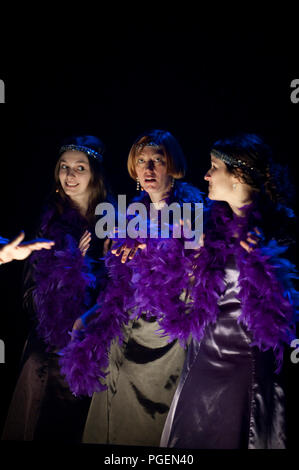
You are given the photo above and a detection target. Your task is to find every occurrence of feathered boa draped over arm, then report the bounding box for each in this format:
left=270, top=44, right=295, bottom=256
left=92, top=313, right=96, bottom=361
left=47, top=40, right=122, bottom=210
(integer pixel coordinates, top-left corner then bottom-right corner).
left=59, top=194, right=298, bottom=396
left=30, top=205, right=97, bottom=351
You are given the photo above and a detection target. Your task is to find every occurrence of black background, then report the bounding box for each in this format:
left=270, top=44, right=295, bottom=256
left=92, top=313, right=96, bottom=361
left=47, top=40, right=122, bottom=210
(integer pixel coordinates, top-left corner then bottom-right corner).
left=0, top=11, right=298, bottom=461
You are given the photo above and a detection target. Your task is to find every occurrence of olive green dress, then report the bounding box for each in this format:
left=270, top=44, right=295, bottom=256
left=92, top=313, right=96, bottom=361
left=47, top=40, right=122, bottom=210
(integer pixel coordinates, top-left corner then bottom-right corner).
left=82, top=316, right=186, bottom=447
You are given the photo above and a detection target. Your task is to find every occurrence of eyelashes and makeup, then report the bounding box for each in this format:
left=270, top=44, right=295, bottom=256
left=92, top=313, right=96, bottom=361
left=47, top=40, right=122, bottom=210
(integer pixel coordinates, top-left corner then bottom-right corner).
left=59, top=163, right=87, bottom=173
left=136, top=156, right=165, bottom=166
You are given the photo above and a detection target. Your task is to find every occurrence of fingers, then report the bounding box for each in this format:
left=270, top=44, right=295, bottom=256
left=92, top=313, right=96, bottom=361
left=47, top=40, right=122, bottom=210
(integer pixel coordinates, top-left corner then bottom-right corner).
left=111, top=241, right=147, bottom=263
left=23, top=240, right=55, bottom=251
left=240, top=240, right=253, bottom=253
left=9, top=231, right=25, bottom=248
left=199, top=232, right=205, bottom=247
left=240, top=232, right=258, bottom=253
left=127, top=243, right=146, bottom=260
left=79, top=230, right=91, bottom=256
left=111, top=244, right=123, bottom=255
left=71, top=317, right=85, bottom=341
left=240, top=227, right=264, bottom=253
left=121, top=246, right=133, bottom=263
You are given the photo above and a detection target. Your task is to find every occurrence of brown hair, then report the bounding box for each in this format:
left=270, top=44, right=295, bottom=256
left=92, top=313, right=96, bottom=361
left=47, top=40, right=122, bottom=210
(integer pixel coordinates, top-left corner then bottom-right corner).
left=127, top=130, right=187, bottom=181
left=54, top=136, right=107, bottom=223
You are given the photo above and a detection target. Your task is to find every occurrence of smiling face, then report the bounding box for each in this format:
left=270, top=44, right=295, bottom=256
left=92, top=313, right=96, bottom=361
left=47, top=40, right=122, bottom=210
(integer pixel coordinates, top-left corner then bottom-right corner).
left=58, top=151, right=92, bottom=203
left=135, top=146, right=172, bottom=201
left=204, top=154, right=238, bottom=202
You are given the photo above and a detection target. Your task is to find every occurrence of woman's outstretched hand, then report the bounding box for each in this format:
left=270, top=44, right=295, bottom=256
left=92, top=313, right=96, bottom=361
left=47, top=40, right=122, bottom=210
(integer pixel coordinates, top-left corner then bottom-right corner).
left=0, top=231, right=54, bottom=263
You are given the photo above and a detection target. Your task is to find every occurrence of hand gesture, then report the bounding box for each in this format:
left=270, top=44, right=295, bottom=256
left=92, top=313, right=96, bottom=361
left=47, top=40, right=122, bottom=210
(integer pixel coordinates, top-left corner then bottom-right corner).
left=111, top=240, right=147, bottom=263
left=78, top=230, right=91, bottom=256
left=240, top=227, right=264, bottom=253
left=0, top=232, right=55, bottom=264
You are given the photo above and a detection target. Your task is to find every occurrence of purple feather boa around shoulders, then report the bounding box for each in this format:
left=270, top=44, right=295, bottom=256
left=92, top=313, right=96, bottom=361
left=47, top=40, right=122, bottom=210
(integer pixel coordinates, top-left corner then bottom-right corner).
left=59, top=189, right=298, bottom=396
left=30, top=203, right=97, bottom=351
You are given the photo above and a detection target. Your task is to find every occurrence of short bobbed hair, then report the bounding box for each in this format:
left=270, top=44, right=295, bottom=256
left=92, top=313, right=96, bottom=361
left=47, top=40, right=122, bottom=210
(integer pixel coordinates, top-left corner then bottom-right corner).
left=127, top=129, right=187, bottom=180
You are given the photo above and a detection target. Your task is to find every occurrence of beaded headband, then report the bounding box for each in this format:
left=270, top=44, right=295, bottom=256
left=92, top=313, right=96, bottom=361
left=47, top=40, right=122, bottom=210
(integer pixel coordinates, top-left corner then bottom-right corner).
left=211, top=148, right=254, bottom=171
left=135, top=141, right=160, bottom=151
left=59, top=144, right=103, bottom=163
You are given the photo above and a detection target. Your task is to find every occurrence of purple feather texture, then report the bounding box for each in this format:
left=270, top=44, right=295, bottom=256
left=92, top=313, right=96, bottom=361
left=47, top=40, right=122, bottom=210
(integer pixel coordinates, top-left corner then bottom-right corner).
left=59, top=198, right=298, bottom=396
left=30, top=204, right=96, bottom=350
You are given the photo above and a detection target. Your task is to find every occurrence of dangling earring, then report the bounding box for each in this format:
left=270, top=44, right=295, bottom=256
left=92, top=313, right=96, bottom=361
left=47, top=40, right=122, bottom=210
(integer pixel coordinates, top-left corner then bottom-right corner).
left=136, top=177, right=140, bottom=191
left=56, top=188, right=59, bottom=193
left=171, top=177, right=175, bottom=188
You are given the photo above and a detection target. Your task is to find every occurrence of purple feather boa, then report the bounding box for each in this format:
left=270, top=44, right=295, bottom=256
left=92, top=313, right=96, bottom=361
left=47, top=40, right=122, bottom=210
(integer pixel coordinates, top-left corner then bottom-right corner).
left=59, top=199, right=298, bottom=396
left=31, top=204, right=97, bottom=350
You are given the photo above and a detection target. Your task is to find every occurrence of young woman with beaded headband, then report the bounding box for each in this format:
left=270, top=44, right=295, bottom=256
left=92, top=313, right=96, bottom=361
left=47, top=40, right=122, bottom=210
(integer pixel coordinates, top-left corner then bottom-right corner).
left=158, top=133, right=298, bottom=449
left=2, top=135, right=114, bottom=442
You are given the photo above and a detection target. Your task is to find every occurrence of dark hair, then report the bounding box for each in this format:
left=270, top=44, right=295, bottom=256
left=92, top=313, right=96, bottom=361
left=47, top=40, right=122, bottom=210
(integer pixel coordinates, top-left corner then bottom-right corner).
left=211, top=133, right=296, bottom=207
left=211, top=133, right=296, bottom=245
left=54, top=135, right=107, bottom=223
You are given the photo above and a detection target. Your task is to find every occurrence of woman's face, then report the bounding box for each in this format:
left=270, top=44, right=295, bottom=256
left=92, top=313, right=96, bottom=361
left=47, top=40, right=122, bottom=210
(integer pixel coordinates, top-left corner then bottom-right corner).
left=58, top=151, right=92, bottom=200
left=135, top=146, right=172, bottom=199
left=204, top=154, right=238, bottom=201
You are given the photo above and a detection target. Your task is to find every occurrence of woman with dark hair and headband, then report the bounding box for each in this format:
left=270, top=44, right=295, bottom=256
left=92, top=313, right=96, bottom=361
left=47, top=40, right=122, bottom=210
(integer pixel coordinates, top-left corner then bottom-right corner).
left=159, top=133, right=298, bottom=449
left=2, top=135, right=114, bottom=442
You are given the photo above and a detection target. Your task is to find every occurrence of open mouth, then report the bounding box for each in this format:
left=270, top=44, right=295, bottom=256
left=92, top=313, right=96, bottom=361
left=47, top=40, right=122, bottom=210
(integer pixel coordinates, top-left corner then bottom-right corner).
left=66, top=182, right=79, bottom=187
left=144, top=177, right=156, bottom=182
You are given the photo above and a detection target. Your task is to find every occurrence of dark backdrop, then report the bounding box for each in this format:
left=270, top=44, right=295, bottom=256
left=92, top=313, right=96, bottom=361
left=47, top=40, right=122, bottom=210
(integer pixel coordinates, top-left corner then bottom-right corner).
left=0, top=17, right=298, bottom=457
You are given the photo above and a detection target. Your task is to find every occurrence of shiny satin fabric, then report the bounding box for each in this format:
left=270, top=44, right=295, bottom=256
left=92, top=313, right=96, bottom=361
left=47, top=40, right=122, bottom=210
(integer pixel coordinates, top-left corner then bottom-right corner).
left=161, top=255, right=287, bottom=449
left=83, top=316, right=186, bottom=446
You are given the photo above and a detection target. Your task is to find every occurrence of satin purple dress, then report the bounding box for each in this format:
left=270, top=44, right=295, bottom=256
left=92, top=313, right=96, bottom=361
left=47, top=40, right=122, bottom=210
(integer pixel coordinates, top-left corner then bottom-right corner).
left=160, top=255, right=286, bottom=449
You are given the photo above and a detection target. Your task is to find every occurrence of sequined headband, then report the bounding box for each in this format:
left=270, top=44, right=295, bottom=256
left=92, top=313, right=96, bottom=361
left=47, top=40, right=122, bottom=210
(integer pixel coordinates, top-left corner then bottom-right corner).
left=59, top=144, right=103, bottom=163
left=211, top=149, right=254, bottom=171
left=135, top=141, right=160, bottom=151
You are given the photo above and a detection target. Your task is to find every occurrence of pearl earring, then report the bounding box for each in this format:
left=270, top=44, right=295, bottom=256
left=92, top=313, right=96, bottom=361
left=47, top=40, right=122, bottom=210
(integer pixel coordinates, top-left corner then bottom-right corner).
left=136, top=178, right=140, bottom=191
left=171, top=178, right=175, bottom=188
left=233, top=183, right=237, bottom=190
